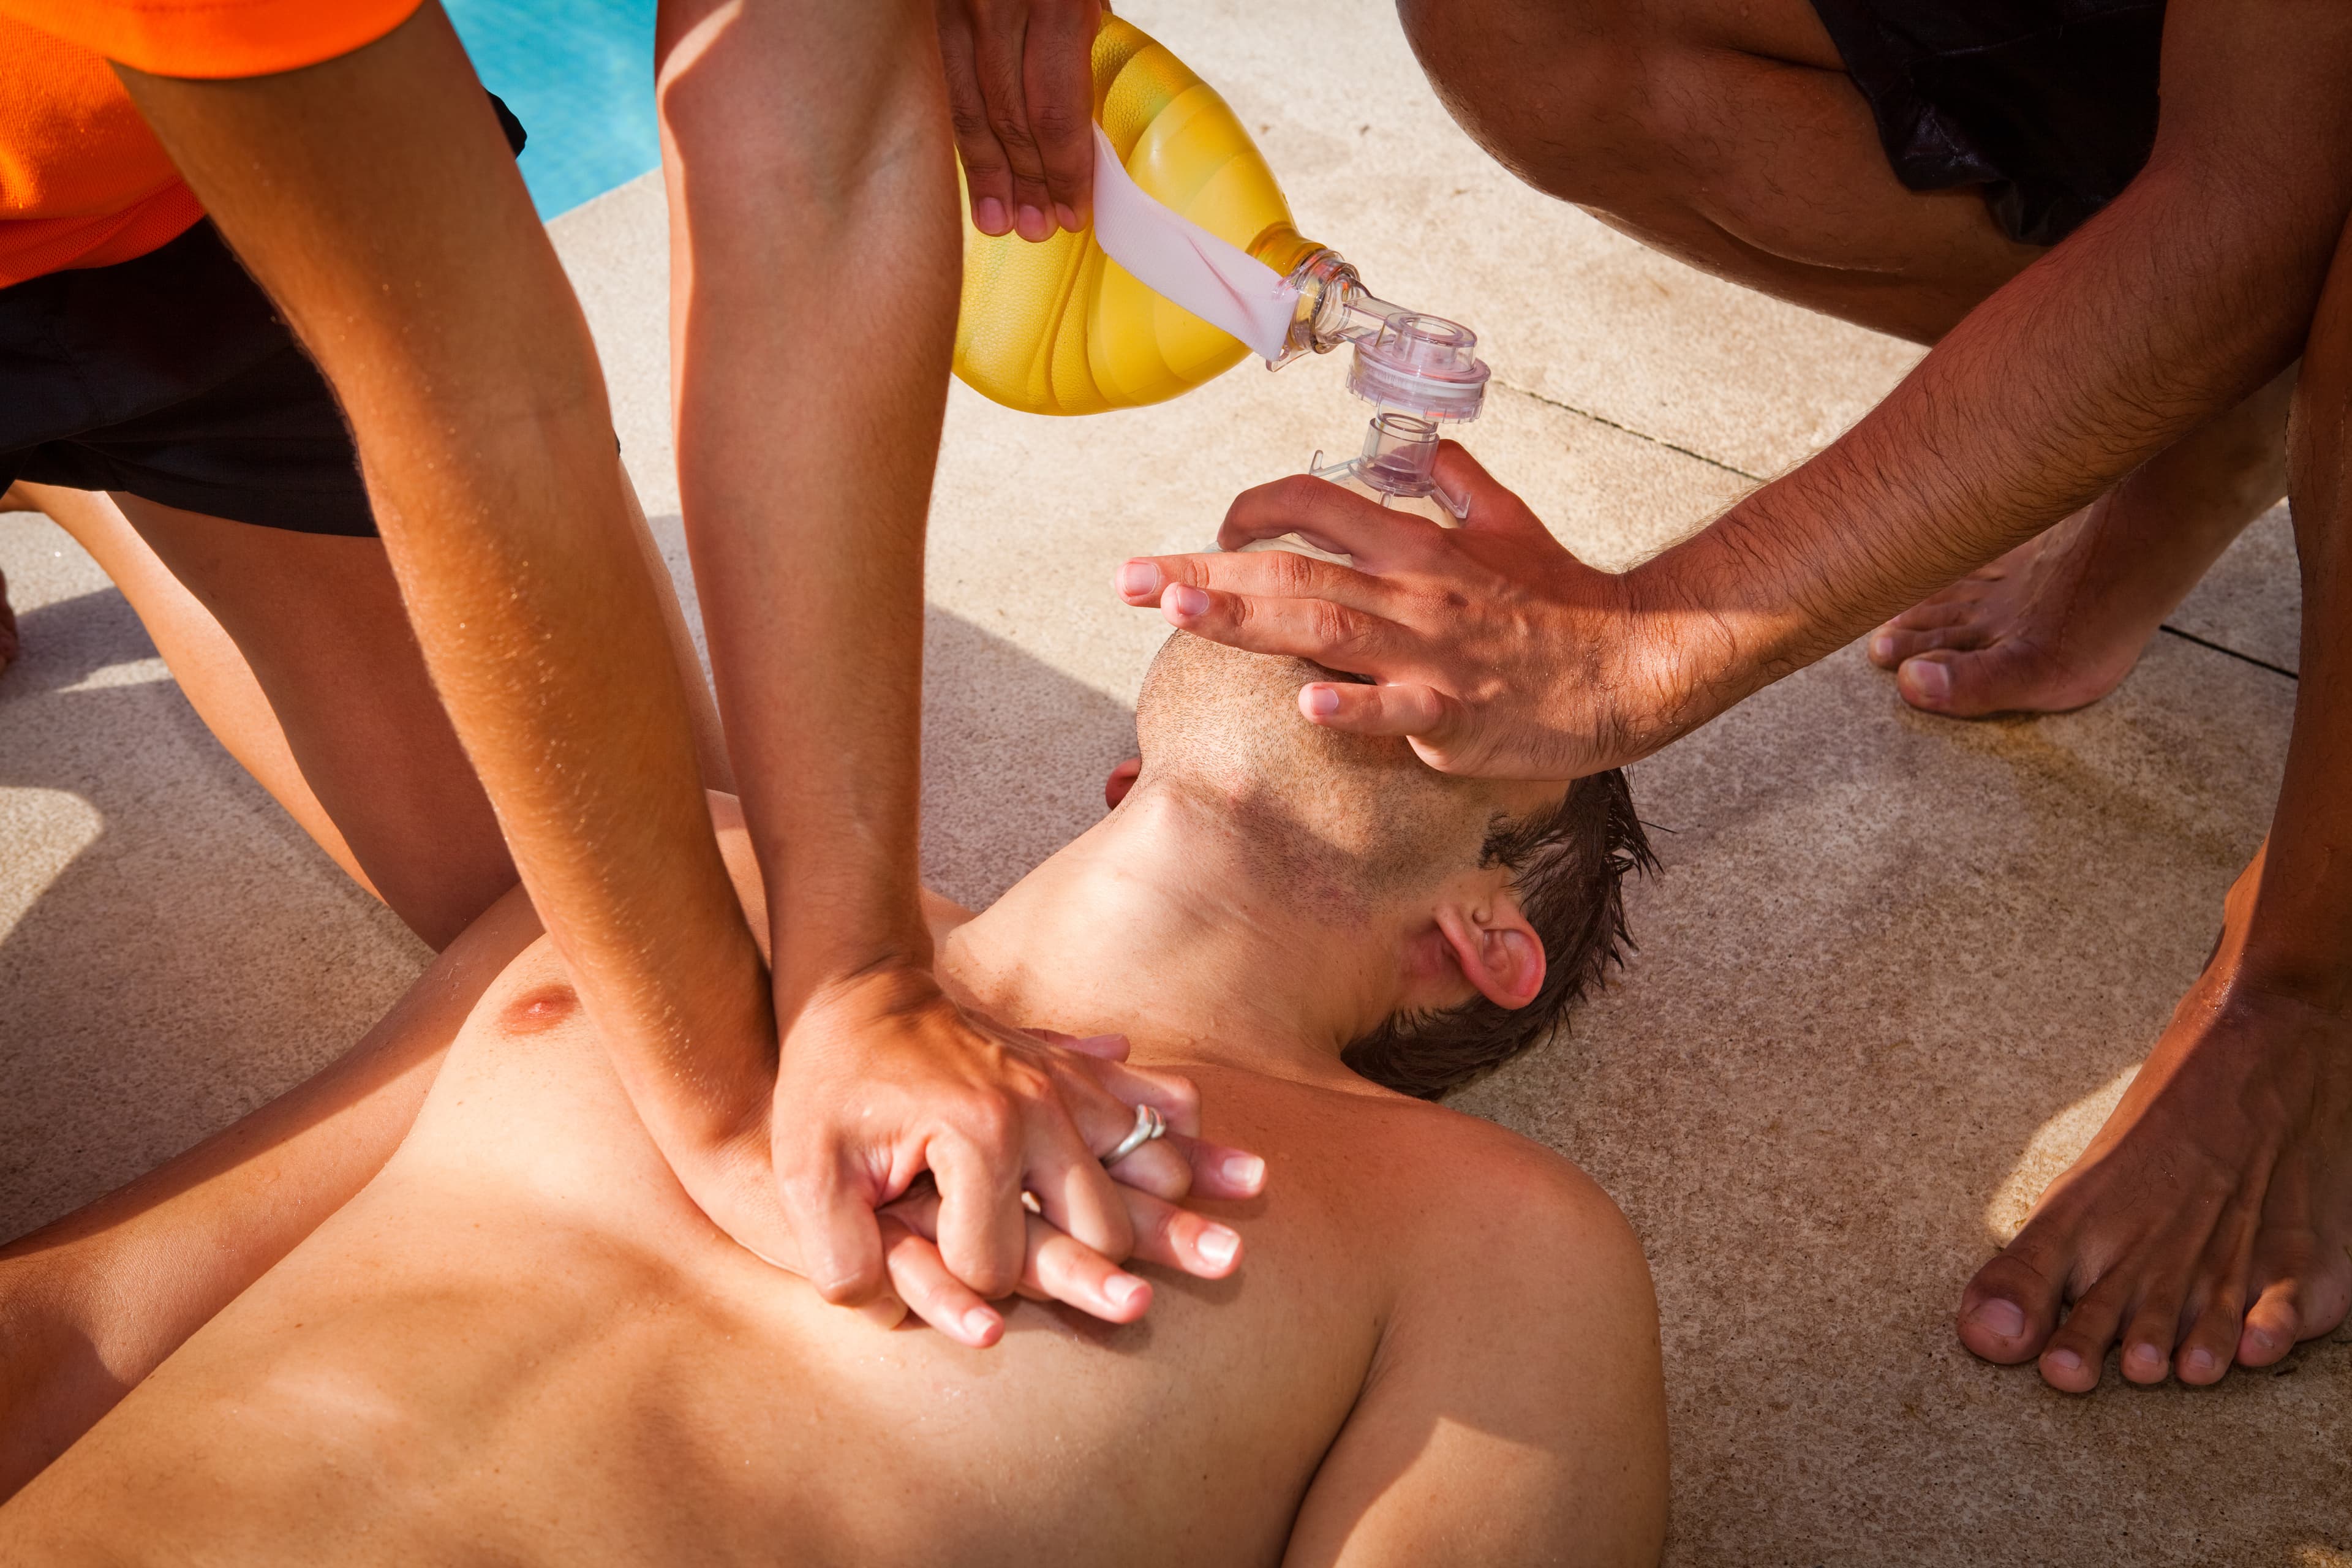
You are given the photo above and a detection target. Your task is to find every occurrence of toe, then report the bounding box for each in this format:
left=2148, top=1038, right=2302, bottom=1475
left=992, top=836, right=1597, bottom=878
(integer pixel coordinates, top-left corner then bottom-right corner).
left=1869, top=604, right=1978, bottom=668
left=2120, top=1294, right=2188, bottom=1385
left=1957, top=1249, right=2064, bottom=1364
left=2038, top=1281, right=2130, bottom=1394
left=2175, top=1311, right=2237, bottom=1385
left=1898, top=641, right=2066, bottom=718
left=1896, top=653, right=1963, bottom=713
left=1869, top=622, right=1974, bottom=669
left=2174, top=1204, right=2264, bottom=1385
left=2239, top=1273, right=2302, bottom=1367
left=2175, top=1268, right=2251, bottom=1386
left=2239, top=1234, right=2352, bottom=1365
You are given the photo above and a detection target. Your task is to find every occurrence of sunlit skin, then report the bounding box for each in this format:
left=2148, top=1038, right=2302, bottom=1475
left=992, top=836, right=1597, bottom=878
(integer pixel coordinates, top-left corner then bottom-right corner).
left=0, top=637, right=1667, bottom=1566
left=1101, top=0, right=2352, bottom=1392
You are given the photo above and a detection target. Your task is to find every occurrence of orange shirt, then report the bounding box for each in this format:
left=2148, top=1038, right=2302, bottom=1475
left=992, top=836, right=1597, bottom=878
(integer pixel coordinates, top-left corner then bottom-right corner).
left=0, top=0, right=421, bottom=288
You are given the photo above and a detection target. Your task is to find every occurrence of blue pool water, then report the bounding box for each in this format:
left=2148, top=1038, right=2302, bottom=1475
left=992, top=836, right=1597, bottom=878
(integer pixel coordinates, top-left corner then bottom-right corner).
left=444, top=0, right=660, bottom=219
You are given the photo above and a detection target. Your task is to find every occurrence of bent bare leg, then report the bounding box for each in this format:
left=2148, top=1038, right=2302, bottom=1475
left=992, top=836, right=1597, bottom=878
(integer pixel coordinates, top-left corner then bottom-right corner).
left=25, top=462, right=726, bottom=949
left=24, top=483, right=374, bottom=891
left=38, top=486, right=506, bottom=944
left=1402, top=0, right=2286, bottom=710
left=1956, top=224, right=2352, bottom=1390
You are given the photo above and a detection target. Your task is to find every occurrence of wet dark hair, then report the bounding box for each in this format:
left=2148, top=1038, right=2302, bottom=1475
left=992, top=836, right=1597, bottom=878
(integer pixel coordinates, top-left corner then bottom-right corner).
left=1341, top=769, right=1655, bottom=1099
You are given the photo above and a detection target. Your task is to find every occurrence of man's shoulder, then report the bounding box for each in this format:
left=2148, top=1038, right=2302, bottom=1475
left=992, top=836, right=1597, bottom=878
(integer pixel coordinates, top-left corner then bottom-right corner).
left=1428, top=1098, right=1632, bottom=1231
left=1368, top=1094, right=1651, bottom=1317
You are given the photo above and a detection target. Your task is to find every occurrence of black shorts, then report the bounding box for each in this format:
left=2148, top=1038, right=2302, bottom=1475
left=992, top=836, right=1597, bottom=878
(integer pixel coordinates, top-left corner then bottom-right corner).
left=0, top=92, right=528, bottom=538
left=1807, top=0, right=2166, bottom=246
left=0, top=219, right=377, bottom=535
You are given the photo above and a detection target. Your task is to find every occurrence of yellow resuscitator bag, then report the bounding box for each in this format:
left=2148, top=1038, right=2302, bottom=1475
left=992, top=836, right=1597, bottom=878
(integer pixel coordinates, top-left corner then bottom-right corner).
left=954, top=13, right=1496, bottom=530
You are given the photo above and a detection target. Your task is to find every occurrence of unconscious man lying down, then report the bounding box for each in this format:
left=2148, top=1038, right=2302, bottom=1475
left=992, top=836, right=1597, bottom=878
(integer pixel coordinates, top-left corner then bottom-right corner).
left=0, top=632, right=1668, bottom=1566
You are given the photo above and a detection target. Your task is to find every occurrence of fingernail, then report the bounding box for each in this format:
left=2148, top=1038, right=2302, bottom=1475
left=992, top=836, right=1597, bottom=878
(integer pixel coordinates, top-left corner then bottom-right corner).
left=1106, top=1273, right=1149, bottom=1308
left=1969, top=1298, right=2026, bottom=1338
left=975, top=196, right=1009, bottom=235
left=1016, top=204, right=1049, bottom=241
left=2046, top=1347, right=2082, bottom=1374
left=1167, top=584, right=1209, bottom=618
left=1054, top=202, right=1082, bottom=232
left=1904, top=659, right=1950, bottom=705
left=1304, top=685, right=1341, bottom=717
left=963, top=1305, right=1001, bottom=1343
left=1118, top=560, right=1162, bottom=598
left=1221, top=1152, right=1266, bottom=1189
left=1196, top=1224, right=1239, bottom=1269
left=2184, top=1346, right=2218, bottom=1378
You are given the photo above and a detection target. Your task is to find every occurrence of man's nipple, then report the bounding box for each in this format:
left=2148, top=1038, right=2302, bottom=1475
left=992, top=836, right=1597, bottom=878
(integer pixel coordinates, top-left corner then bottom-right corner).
left=498, top=983, right=581, bottom=1035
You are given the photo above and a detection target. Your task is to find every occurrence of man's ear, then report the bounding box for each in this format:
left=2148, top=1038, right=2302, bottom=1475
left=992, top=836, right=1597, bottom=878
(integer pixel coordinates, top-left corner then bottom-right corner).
left=1432, top=887, right=1547, bottom=1009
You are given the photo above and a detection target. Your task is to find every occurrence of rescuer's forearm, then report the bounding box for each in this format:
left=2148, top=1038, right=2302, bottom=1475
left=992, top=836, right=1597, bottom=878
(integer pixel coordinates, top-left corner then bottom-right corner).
left=1624, top=0, right=2352, bottom=745
left=118, top=5, right=776, bottom=1139
left=658, top=0, right=962, bottom=1014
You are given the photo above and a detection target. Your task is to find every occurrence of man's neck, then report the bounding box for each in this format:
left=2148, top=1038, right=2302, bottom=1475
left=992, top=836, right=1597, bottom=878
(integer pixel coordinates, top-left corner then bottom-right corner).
left=938, top=787, right=1398, bottom=1087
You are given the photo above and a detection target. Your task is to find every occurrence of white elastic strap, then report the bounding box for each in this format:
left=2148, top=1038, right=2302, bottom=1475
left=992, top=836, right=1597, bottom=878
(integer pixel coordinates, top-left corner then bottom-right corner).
left=1089, top=126, right=1298, bottom=363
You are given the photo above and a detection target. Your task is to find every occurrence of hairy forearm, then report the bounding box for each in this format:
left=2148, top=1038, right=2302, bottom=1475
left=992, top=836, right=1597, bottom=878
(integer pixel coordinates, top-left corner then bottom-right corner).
left=118, top=7, right=774, bottom=1130
left=0, top=888, right=541, bottom=1497
left=658, top=0, right=961, bottom=1011
left=1629, top=0, right=2352, bottom=741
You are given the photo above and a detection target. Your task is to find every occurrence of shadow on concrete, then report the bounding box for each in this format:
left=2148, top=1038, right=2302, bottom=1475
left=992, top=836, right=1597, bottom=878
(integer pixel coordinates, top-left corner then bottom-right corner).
left=0, top=584, right=423, bottom=1238
left=919, top=605, right=1140, bottom=911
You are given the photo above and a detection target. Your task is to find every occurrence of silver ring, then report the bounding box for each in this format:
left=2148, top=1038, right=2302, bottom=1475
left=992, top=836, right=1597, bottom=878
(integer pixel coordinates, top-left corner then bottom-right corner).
left=1101, top=1103, right=1168, bottom=1166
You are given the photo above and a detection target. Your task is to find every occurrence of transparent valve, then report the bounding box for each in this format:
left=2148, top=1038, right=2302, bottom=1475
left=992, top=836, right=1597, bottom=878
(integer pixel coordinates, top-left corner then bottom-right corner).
left=1243, top=257, right=1491, bottom=564
left=1310, top=410, right=1462, bottom=523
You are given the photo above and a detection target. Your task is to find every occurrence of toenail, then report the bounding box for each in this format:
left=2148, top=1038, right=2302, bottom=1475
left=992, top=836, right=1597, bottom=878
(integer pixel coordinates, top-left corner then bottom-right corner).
left=1969, top=1298, right=2026, bottom=1338
left=1904, top=659, right=1951, bottom=704
left=1869, top=633, right=1893, bottom=662
left=2184, top=1348, right=2218, bottom=1378
left=2046, top=1348, right=2083, bottom=1375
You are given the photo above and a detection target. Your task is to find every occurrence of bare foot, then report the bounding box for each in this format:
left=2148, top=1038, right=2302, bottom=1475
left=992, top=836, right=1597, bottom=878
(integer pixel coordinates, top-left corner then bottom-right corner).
left=1958, top=866, right=2352, bottom=1390
left=1868, top=508, right=2146, bottom=715
left=1, top=481, right=40, bottom=513
left=1870, top=372, right=2294, bottom=717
